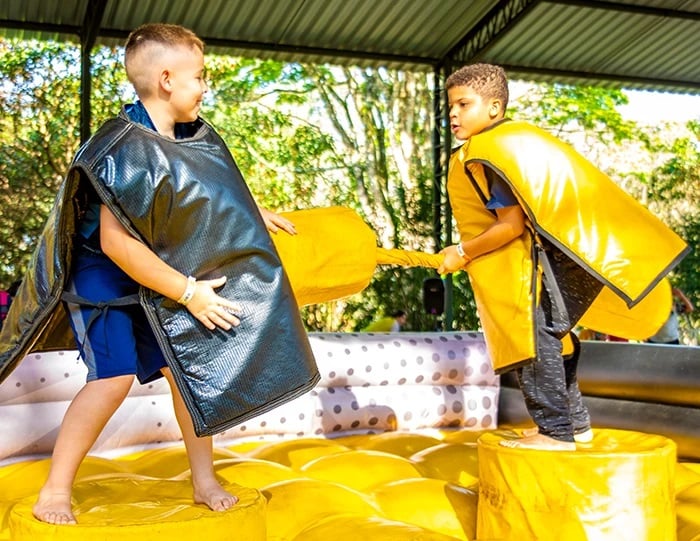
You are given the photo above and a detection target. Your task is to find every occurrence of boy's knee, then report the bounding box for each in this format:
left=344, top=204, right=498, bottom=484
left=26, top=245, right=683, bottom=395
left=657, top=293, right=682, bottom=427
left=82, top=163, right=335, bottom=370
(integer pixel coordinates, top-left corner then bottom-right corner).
left=89, top=374, right=134, bottom=400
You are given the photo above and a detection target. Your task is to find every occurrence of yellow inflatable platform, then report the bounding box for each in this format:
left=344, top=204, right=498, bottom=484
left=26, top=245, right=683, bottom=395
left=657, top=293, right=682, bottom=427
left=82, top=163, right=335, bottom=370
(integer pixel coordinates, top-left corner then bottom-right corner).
left=1, top=332, right=700, bottom=540
left=2, top=429, right=700, bottom=541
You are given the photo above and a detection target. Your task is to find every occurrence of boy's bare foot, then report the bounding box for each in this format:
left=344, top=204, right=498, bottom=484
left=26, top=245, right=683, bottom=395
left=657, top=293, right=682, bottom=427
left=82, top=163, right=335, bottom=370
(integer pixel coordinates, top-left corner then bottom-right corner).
left=32, top=491, right=77, bottom=524
left=194, top=482, right=238, bottom=511
left=500, top=433, right=576, bottom=451
left=521, top=426, right=594, bottom=443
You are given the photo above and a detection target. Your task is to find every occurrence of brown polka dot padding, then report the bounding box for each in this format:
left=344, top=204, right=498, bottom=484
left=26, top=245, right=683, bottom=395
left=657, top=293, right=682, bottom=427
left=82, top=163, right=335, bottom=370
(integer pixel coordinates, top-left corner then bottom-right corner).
left=0, top=332, right=498, bottom=462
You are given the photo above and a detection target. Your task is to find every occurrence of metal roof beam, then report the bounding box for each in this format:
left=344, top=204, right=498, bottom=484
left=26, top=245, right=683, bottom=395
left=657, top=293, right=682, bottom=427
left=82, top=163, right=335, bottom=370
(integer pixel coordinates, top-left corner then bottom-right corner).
left=0, top=19, right=438, bottom=67
left=551, top=0, right=700, bottom=21
left=445, top=0, right=540, bottom=64
left=0, top=19, right=80, bottom=36
left=203, top=39, right=438, bottom=67
left=96, top=27, right=441, bottom=67
left=503, top=64, right=700, bottom=91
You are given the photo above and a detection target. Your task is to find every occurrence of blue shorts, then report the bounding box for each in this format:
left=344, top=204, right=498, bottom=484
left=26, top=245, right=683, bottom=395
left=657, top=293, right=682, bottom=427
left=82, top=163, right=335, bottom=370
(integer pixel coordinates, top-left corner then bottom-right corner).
left=65, top=246, right=167, bottom=384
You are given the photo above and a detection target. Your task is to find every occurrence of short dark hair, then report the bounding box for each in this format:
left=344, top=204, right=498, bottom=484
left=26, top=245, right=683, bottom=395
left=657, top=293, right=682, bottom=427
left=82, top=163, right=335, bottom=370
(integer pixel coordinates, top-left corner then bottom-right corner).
left=391, top=310, right=406, bottom=318
left=125, top=23, right=204, bottom=60
left=446, top=63, right=509, bottom=112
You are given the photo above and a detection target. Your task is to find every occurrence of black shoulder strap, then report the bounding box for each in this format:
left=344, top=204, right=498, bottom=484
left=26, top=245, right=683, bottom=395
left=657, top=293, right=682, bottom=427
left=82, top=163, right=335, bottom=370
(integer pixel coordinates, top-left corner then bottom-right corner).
left=464, top=164, right=489, bottom=207
left=464, top=164, right=497, bottom=217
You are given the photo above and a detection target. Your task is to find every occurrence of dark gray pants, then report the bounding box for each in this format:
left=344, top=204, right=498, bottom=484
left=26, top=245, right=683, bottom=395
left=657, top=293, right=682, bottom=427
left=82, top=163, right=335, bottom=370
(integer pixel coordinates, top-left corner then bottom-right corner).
left=516, top=307, right=590, bottom=441
left=514, top=244, right=600, bottom=442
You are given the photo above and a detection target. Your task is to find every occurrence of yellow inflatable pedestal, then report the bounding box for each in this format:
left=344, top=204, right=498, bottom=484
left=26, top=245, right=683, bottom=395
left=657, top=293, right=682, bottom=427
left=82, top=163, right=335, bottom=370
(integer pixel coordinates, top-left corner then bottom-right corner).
left=8, top=478, right=265, bottom=541
left=477, top=428, right=676, bottom=541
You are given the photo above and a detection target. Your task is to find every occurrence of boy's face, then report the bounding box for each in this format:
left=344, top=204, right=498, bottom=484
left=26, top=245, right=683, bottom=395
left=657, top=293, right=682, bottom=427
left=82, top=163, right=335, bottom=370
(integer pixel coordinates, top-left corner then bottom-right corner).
left=448, top=85, right=502, bottom=141
left=164, top=46, right=208, bottom=123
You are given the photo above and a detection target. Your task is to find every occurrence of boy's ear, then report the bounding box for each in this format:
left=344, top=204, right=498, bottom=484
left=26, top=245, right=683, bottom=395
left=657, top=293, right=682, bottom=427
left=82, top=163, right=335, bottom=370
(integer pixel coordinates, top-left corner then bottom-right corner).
left=159, top=70, right=172, bottom=92
left=489, top=99, right=503, bottom=118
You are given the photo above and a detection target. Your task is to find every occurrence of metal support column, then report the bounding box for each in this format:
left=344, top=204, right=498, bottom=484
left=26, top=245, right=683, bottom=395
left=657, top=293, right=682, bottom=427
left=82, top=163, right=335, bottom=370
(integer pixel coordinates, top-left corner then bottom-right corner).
left=79, top=0, right=108, bottom=143
left=431, top=64, right=454, bottom=330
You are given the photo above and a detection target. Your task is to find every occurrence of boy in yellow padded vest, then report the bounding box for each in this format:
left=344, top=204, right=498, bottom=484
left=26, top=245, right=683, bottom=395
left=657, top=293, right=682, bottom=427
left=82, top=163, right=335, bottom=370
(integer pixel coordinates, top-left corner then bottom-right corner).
left=438, top=63, right=688, bottom=450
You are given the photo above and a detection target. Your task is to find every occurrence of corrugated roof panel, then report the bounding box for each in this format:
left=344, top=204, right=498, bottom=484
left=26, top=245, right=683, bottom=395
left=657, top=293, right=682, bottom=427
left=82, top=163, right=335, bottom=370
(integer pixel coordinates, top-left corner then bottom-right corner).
left=297, top=0, right=380, bottom=51
left=0, top=0, right=698, bottom=91
left=479, top=1, right=700, bottom=92
left=0, top=0, right=83, bottom=42
left=3, top=0, right=83, bottom=26
left=382, top=0, right=488, bottom=58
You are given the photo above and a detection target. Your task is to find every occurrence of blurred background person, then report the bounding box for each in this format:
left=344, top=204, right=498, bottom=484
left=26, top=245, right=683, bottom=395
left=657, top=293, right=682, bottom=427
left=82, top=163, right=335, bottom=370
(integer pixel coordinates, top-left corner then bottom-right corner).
left=0, top=280, right=20, bottom=329
left=646, top=287, right=694, bottom=345
left=362, top=310, right=407, bottom=332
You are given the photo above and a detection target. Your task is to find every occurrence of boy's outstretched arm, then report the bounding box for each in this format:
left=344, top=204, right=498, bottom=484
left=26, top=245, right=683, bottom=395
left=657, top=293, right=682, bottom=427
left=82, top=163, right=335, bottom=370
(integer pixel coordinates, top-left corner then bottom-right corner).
left=99, top=205, right=241, bottom=331
left=438, top=205, right=526, bottom=274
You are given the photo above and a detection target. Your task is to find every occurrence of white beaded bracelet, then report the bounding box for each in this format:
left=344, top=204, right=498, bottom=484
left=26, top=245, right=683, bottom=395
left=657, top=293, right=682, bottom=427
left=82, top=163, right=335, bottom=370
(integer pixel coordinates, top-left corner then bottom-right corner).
left=177, top=275, right=197, bottom=306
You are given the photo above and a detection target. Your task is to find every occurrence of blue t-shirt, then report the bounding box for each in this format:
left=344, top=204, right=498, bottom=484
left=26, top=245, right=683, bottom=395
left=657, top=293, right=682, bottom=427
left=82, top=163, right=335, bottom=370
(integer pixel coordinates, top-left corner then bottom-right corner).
left=484, top=167, right=519, bottom=210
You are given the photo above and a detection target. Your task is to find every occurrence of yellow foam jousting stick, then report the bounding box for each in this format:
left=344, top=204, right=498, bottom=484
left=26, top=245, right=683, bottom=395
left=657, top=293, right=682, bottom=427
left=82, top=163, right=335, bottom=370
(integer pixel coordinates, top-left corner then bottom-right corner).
left=271, top=206, right=671, bottom=342
left=270, top=206, right=444, bottom=307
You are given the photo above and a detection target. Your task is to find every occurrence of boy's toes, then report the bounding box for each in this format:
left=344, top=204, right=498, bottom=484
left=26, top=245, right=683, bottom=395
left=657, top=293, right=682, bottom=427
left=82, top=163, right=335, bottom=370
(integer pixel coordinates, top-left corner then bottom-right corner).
left=194, top=484, right=239, bottom=512
left=34, top=509, right=77, bottom=525
left=32, top=492, right=77, bottom=524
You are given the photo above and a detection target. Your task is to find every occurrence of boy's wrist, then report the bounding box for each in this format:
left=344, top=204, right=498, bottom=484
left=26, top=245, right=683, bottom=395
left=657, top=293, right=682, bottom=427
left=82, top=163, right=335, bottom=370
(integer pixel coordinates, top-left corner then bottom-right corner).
left=177, top=275, right=197, bottom=305
left=456, top=242, right=471, bottom=263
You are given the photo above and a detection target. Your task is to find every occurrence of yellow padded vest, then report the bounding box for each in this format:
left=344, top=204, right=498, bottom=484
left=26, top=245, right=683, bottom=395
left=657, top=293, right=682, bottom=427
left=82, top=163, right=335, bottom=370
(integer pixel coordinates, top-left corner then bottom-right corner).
left=448, top=120, right=688, bottom=372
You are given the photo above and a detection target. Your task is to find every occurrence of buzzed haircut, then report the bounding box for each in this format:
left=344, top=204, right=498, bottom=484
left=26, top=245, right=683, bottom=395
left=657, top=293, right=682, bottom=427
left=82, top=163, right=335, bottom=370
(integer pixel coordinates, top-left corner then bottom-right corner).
left=446, top=63, right=509, bottom=112
left=124, top=23, right=204, bottom=97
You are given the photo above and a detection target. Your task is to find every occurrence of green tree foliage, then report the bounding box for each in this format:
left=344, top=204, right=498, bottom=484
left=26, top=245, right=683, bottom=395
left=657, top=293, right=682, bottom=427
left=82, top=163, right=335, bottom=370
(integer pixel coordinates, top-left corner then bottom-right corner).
left=203, top=57, right=335, bottom=211
left=0, top=40, right=80, bottom=285
left=513, top=83, right=641, bottom=145
left=0, top=40, right=125, bottom=287
left=296, top=66, right=439, bottom=332
left=204, top=59, right=441, bottom=331
left=635, top=120, right=700, bottom=341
